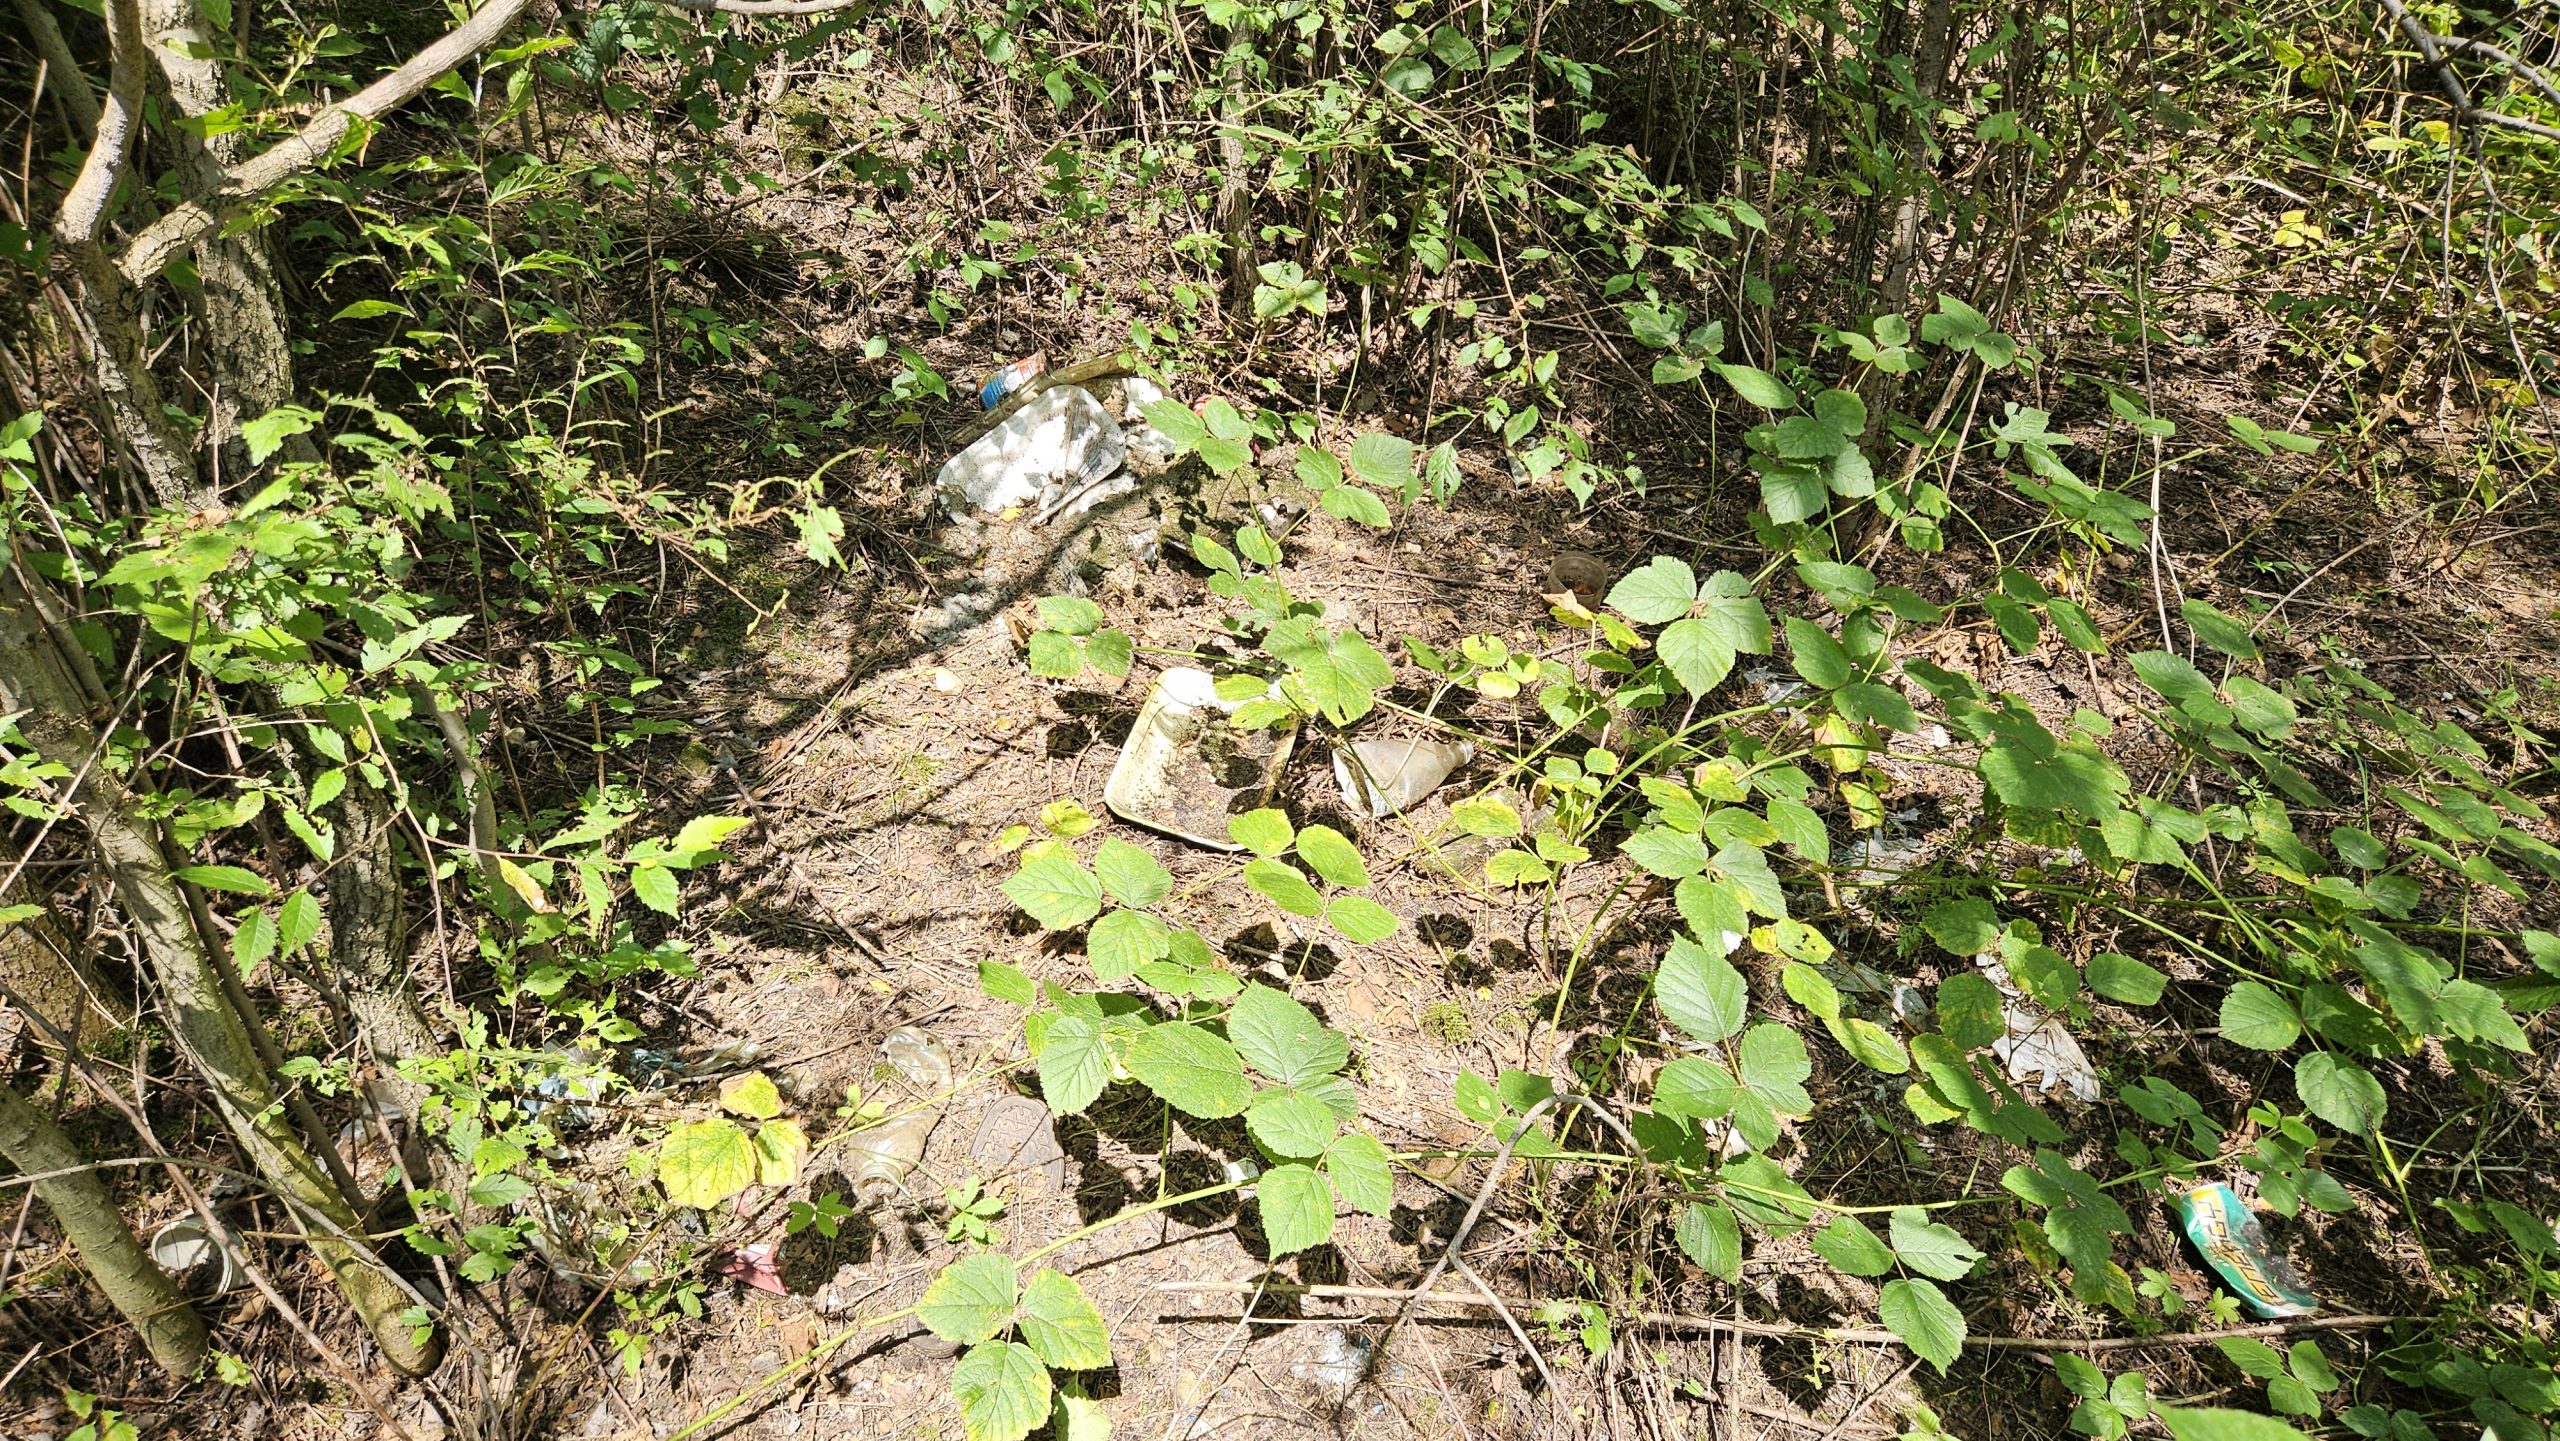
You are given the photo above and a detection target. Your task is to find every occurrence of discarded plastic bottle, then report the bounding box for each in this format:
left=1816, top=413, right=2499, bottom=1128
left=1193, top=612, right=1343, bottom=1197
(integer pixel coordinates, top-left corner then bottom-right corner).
left=1335, top=737, right=1474, bottom=817
left=978, top=353, right=1048, bottom=410
left=845, top=1026, right=954, bottom=1205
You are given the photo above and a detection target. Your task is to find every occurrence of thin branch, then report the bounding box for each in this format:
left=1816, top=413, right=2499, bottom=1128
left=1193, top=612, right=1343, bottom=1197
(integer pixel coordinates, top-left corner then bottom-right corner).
left=115, top=0, right=538, bottom=284
left=2439, top=36, right=2560, bottom=111
left=52, top=0, right=146, bottom=246
left=2376, top=0, right=2560, bottom=142
left=665, top=0, right=873, bottom=11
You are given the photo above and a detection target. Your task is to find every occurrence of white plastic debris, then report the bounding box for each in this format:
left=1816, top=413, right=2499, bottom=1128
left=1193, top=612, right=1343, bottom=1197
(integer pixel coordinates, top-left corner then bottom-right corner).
left=1334, top=737, right=1474, bottom=818
left=1994, top=1008, right=2101, bottom=1102
left=1104, top=667, right=1297, bottom=849
left=1120, top=375, right=1177, bottom=462
left=935, top=385, right=1131, bottom=523
left=1745, top=667, right=1812, bottom=710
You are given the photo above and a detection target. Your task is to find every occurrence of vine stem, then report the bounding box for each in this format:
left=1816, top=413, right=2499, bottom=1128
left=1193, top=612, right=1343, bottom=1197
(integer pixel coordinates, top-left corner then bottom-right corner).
left=1157, top=1280, right=2406, bottom=1352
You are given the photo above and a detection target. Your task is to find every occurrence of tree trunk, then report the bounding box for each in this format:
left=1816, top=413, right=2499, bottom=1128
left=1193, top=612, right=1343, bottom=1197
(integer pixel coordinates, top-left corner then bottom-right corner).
left=329, top=784, right=445, bottom=1118
left=141, top=0, right=309, bottom=477
left=0, top=567, right=444, bottom=1376
left=0, top=1082, right=209, bottom=1377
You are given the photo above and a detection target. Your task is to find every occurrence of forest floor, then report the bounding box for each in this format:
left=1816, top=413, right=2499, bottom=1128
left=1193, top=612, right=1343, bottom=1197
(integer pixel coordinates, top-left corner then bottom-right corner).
left=10, top=46, right=2560, bottom=1441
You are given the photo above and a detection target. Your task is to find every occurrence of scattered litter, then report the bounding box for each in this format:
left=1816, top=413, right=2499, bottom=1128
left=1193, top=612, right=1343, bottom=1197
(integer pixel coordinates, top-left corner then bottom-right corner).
left=1289, top=1325, right=1376, bottom=1403
left=976, top=353, right=1047, bottom=410
left=1836, top=807, right=1933, bottom=888
left=1993, top=1009, right=2101, bottom=1102
left=1334, top=736, right=1474, bottom=818
left=713, top=1242, right=790, bottom=1297
left=1822, top=958, right=1933, bottom=1031
left=1745, top=666, right=1812, bottom=710
left=1543, top=551, right=1611, bottom=609
left=2171, top=1182, right=2320, bottom=1317
left=523, top=1047, right=609, bottom=1128
left=1104, top=668, right=1298, bottom=850
left=1119, top=375, right=1177, bottom=465
left=967, top=1092, right=1067, bottom=1191
left=935, top=384, right=1130, bottom=523
left=845, top=1026, right=954, bottom=1204
left=150, top=1217, right=244, bottom=1295
left=1970, top=953, right=2101, bottom=1101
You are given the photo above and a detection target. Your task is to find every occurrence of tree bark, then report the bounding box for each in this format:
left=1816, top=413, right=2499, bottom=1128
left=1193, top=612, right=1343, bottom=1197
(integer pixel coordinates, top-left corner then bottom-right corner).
left=0, top=1082, right=209, bottom=1377
left=0, top=567, right=444, bottom=1376
left=328, top=784, right=445, bottom=1118
left=140, top=0, right=308, bottom=476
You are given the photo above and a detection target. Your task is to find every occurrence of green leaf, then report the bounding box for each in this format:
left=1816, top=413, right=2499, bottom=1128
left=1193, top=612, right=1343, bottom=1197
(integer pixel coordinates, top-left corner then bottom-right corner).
left=628, top=862, right=679, bottom=916
left=1657, top=933, right=1749, bottom=1043
left=1322, top=484, right=1392, bottom=528
left=1229, top=983, right=1349, bottom=1085
left=1676, top=1201, right=1743, bottom=1281
left=1124, top=1022, right=1251, bottom=1118
left=754, top=1118, right=810, bottom=1187
left=1695, top=574, right=1773, bottom=653
left=1242, top=859, right=1325, bottom=917
left=1737, top=1024, right=1813, bottom=1115
left=1036, top=595, right=1107, bottom=636
left=1888, top=1208, right=1983, bottom=1281
left=1786, top=617, right=1855, bottom=690
left=1714, top=362, right=1798, bottom=411
left=921, top=1253, right=1021, bottom=1345
left=1921, top=898, right=2000, bottom=956
left=2085, top=953, right=2166, bottom=1006
left=716, top=1072, right=784, bottom=1120
left=1606, top=557, right=1697, bottom=625
left=1658, top=617, right=1737, bottom=696
left=1037, top=1014, right=1111, bottom=1115
left=1325, top=895, right=1398, bottom=944
left=2181, top=600, right=2260, bottom=661
left=1093, top=839, right=1173, bottom=908
left=2215, top=1337, right=2287, bottom=1380
left=1935, top=973, right=2007, bottom=1050
left=1836, top=682, right=1918, bottom=732
left=1811, top=1216, right=1895, bottom=1276
left=172, top=864, right=272, bottom=896
left=2158, top=1408, right=2316, bottom=1441
left=1019, top=1269, right=1112, bottom=1370
left=232, top=907, right=277, bottom=972
left=240, top=405, right=319, bottom=465
left=1348, top=432, right=1416, bottom=491
left=1088, top=909, right=1172, bottom=980
left=1228, top=808, right=1295, bottom=856
left=1624, top=827, right=1711, bottom=879
left=1326, top=1132, right=1395, bottom=1215
left=1258, top=1161, right=1336, bottom=1256
left=658, top=1119, right=757, bottom=1209
left=2286, top=1340, right=2338, bottom=1392
left=1294, top=824, right=1371, bottom=889
left=1247, top=1087, right=1340, bottom=1157
left=277, top=889, right=322, bottom=953
left=953, top=1340, right=1050, bottom=1441
left=1878, top=1277, right=1965, bottom=1373
left=2220, top=982, right=2302, bottom=1050
left=1004, top=851, right=1104, bottom=930
left=2294, top=1052, right=2386, bottom=1135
